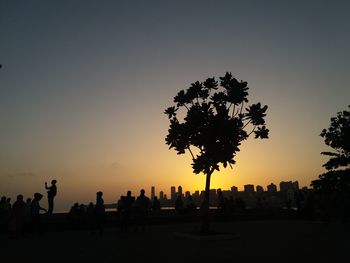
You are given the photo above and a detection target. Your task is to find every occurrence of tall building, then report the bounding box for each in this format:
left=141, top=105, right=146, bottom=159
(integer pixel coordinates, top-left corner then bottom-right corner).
left=244, top=184, right=255, bottom=194
left=222, top=190, right=231, bottom=198
left=280, top=181, right=294, bottom=193
left=185, top=191, right=190, bottom=198
left=151, top=186, right=155, bottom=200
left=171, top=186, right=176, bottom=201
left=193, top=191, right=200, bottom=201
left=159, top=191, right=164, bottom=200
left=267, top=183, right=277, bottom=193
left=256, top=185, right=264, bottom=194
left=292, top=181, right=299, bottom=191
left=178, top=185, right=183, bottom=197
left=231, top=186, right=238, bottom=193
left=210, top=189, right=217, bottom=201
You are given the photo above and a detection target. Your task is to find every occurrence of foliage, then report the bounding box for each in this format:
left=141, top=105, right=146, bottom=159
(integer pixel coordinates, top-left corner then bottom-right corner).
left=165, top=72, right=269, bottom=175
left=320, top=105, right=350, bottom=170
left=312, top=105, right=350, bottom=194
left=312, top=169, right=350, bottom=194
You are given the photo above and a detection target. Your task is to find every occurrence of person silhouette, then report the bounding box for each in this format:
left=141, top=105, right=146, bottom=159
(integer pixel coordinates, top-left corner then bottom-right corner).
left=120, top=191, right=135, bottom=232
left=184, top=195, right=196, bottom=213
left=8, top=194, right=26, bottom=238
left=45, top=180, right=57, bottom=214
left=175, top=195, right=184, bottom=214
left=134, top=189, right=150, bottom=232
left=152, top=196, right=161, bottom=213
left=94, top=191, right=105, bottom=235
left=0, top=196, right=10, bottom=228
left=86, top=202, right=95, bottom=234
left=31, top=193, right=47, bottom=234
left=24, top=198, right=32, bottom=232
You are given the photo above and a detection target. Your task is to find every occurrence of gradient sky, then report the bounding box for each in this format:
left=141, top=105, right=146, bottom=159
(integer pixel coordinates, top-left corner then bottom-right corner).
left=1, top=0, right=349, bottom=211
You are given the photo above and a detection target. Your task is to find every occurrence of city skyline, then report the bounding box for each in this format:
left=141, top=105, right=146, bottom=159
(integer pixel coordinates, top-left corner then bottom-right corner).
left=1, top=1, right=350, bottom=211
left=148, top=180, right=302, bottom=200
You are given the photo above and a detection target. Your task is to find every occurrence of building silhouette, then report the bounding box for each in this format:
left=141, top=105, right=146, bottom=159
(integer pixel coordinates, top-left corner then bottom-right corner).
left=280, top=181, right=294, bottom=193
left=178, top=185, right=183, bottom=198
left=231, top=186, right=238, bottom=193
left=151, top=186, right=155, bottom=200
left=144, top=180, right=304, bottom=209
left=193, top=191, right=200, bottom=202
left=170, top=186, right=176, bottom=201
left=292, top=181, right=299, bottom=191
left=256, top=185, right=264, bottom=194
left=244, top=184, right=255, bottom=194
left=267, top=183, right=277, bottom=193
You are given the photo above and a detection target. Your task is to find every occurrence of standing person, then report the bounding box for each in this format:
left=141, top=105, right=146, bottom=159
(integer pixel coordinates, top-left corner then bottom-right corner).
left=86, top=202, right=95, bottom=234
left=6, top=197, right=12, bottom=210
left=184, top=195, right=196, bottom=213
left=152, top=196, right=161, bottom=213
left=134, top=189, right=151, bottom=232
left=0, top=196, right=10, bottom=230
left=120, top=191, right=135, bottom=232
left=24, top=198, right=32, bottom=233
left=31, top=193, right=47, bottom=234
left=94, top=191, right=105, bottom=235
left=175, top=195, right=184, bottom=214
left=8, top=194, right=26, bottom=238
left=45, top=180, right=57, bottom=214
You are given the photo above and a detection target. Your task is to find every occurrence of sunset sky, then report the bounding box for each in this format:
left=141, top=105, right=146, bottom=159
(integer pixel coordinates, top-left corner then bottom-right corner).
left=1, top=1, right=349, bottom=211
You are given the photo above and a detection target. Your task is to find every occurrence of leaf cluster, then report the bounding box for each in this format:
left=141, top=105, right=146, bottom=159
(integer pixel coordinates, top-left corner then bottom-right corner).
left=165, top=72, right=269, bottom=175
left=320, top=105, right=350, bottom=170
left=312, top=169, right=350, bottom=194
left=313, top=106, right=350, bottom=195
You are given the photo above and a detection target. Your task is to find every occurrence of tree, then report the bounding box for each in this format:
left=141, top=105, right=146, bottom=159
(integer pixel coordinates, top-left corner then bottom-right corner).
left=164, top=72, right=269, bottom=233
left=312, top=106, right=350, bottom=196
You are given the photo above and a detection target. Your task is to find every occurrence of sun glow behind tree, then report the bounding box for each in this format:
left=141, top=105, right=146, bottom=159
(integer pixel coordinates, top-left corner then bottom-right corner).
left=165, top=72, right=269, bottom=232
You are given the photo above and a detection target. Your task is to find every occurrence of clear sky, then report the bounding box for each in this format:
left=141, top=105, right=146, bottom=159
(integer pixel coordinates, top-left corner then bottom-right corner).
left=1, top=0, right=349, bottom=211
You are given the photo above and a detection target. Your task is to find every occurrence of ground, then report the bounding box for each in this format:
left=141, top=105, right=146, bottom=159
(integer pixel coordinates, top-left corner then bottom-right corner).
left=1, top=220, right=349, bottom=263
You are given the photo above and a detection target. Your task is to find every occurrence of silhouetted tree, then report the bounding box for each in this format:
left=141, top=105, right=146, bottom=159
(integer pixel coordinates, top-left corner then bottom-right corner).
left=165, top=72, right=269, bottom=233
left=312, top=106, right=350, bottom=197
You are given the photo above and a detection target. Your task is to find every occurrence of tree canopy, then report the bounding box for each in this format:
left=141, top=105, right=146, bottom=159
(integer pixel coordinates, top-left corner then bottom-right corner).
left=312, top=105, right=350, bottom=193
left=165, top=72, right=269, bottom=175
left=320, top=106, right=350, bottom=170
left=165, top=72, right=269, bottom=233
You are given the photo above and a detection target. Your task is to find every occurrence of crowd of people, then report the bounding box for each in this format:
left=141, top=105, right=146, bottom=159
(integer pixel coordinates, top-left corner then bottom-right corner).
left=1, top=180, right=325, bottom=239
left=0, top=180, right=57, bottom=238
left=67, top=189, right=154, bottom=234
left=1, top=180, right=252, bottom=239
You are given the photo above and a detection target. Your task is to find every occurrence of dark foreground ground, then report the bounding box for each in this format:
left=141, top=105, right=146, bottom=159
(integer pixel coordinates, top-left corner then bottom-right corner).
left=1, top=219, right=350, bottom=263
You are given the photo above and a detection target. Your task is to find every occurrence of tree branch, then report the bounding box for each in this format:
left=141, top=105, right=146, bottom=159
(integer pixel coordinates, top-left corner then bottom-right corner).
left=187, top=146, right=195, bottom=160
left=248, top=125, right=257, bottom=136
left=243, top=120, right=251, bottom=129
left=239, top=101, right=244, bottom=114
left=231, top=104, right=235, bottom=118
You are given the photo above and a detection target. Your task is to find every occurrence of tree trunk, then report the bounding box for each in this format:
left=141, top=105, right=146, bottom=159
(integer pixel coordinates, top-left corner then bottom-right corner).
left=200, top=170, right=212, bottom=234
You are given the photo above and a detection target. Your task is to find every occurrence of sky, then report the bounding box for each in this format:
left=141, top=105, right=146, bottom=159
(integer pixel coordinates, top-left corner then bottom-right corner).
left=1, top=0, right=349, bottom=211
